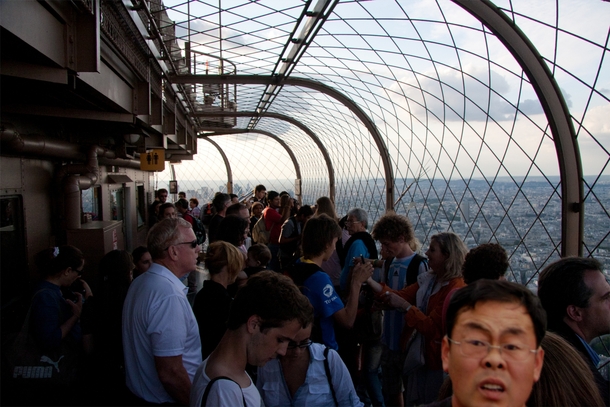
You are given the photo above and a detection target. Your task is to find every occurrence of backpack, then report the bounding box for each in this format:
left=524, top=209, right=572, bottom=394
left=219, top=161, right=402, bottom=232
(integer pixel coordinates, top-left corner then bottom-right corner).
left=192, top=217, right=207, bottom=245
left=384, top=254, right=427, bottom=286
left=200, top=203, right=214, bottom=226
left=251, top=215, right=269, bottom=245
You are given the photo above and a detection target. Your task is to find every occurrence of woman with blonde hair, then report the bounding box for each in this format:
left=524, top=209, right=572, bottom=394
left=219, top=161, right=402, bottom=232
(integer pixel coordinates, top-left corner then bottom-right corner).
left=314, top=196, right=339, bottom=220
left=313, top=197, right=344, bottom=289
left=367, top=232, right=468, bottom=406
left=193, top=241, right=245, bottom=359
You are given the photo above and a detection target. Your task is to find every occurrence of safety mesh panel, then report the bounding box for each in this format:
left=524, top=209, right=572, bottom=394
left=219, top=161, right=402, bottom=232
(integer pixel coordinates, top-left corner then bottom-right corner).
left=496, top=1, right=610, bottom=267
left=157, top=0, right=610, bottom=286
left=156, top=135, right=302, bottom=201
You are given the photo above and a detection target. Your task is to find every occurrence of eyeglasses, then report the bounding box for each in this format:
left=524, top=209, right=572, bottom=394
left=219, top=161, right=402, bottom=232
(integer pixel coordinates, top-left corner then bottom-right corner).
left=345, top=220, right=361, bottom=225
left=287, top=339, right=312, bottom=349
left=448, top=337, right=538, bottom=361
left=164, top=240, right=198, bottom=251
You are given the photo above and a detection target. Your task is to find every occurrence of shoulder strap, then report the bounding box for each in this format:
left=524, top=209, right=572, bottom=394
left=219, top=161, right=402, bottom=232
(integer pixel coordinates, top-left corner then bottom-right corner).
left=289, top=262, right=322, bottom=287
left=201, top=376, right=246, bottom=407
left=323, top=347, right=338, bottom=407
left=20, top=288, right=57, bottom=338
left=383, top=257, right=394, bottom=284
left=339, top=232, right=378, bottom=267
left=406, top=254, right=426, bottom=286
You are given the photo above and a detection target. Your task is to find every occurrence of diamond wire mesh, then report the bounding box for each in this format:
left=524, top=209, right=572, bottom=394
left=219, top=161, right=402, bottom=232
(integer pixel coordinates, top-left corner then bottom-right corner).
left=155, top=133, right=301, bottom=202
left=158, top=0, right=609, bottom=285
left=285, top=0, right=568, bottom=287
left=496, top=1, right=610, bottom=266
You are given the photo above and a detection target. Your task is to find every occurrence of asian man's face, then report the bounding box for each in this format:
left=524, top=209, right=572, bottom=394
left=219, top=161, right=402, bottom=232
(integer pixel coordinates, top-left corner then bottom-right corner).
left=442, top=300, right=544, bottom=407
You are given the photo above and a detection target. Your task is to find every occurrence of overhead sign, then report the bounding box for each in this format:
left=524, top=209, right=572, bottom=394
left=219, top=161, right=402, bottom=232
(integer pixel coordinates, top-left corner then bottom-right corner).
left=140, top=149, right=165, bottom=171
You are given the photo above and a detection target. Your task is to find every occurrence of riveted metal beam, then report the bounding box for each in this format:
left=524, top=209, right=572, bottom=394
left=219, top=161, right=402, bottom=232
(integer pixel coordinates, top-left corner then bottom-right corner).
left=168, top=74, right=395, bottom=211
left=194, top=111, right=335, bottom=203
left=453, top=0, right=582, bottom=256
left=201, top=136, right=233, bottom=194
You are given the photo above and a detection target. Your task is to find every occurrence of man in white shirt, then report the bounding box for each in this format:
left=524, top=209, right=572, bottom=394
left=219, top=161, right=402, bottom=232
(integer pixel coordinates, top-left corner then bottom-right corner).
left=122, top=218, right=201, bottom=405
left=190, top=271, right=313, bottom=406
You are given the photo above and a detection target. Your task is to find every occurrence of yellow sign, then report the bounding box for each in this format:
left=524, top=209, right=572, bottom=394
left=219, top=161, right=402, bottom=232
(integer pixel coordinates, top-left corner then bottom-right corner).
left=140, top=149, right=165, bottom=171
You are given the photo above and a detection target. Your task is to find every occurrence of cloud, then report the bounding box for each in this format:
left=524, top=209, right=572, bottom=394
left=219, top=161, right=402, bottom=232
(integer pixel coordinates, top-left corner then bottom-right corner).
left=388, top=65, right=545, bottom=122
left=582, top=104, right=610, bottom=136
left=519, top=99, right=544, bottom=115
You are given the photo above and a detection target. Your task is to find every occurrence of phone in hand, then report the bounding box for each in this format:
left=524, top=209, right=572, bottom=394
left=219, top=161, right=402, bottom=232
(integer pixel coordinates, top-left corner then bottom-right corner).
left=361, top=255, right=368, bottom=285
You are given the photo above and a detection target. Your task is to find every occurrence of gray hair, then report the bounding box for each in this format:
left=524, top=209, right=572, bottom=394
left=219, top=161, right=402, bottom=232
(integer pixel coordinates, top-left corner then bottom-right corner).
left=147, top=217, right=192, bottom=260
left=347, top=207, right=368, bottom=229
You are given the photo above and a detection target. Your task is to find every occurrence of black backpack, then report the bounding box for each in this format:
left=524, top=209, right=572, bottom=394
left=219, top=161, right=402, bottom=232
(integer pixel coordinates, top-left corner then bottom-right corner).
left=192, top=217, right=207, bottom=245
left=384, top=254, right=427, bottom=286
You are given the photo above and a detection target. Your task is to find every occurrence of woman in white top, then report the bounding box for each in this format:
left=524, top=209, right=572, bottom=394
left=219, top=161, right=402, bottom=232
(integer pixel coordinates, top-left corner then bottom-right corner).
left=257, top=322, right=363, bottom=407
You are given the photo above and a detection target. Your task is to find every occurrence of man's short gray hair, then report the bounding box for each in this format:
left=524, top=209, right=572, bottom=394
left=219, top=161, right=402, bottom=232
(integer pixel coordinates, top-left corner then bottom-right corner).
left=347, top=207, right=368, bottom=228
left=147, top=217, right=192, bottom=260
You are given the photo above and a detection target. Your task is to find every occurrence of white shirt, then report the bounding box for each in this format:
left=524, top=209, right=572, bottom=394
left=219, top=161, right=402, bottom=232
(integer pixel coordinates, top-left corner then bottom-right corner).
left=190, top=357, right=262, bottom=407
left=122, top=263, right=202, bottom=403
left=257, top=343, right=363, bottom=407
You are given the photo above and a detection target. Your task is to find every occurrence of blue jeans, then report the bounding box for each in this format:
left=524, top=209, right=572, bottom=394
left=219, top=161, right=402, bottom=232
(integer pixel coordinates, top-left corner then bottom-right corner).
left=364, top=340, right=386, bottom=407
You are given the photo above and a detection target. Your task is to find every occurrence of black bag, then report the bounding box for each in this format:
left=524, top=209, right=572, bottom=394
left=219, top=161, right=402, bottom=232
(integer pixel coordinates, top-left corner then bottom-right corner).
left=192, top=216, right=207, bottom=245
left=200, top=203, right=214, bottom=226
left=352, top=285, right=383, bottom=342
left=4, top=289, right=81, bottom=387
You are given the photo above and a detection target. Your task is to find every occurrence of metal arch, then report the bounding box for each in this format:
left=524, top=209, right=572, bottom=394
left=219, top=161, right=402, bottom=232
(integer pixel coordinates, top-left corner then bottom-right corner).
left=194, top=111, right=336, bottom=203
left=168, top=74, right=395, bottom=211
left=204, top=129, right=303, bottom=202
left=201, top=137, right=234, bottom=194
left=452, top=0, right=582, bottom=257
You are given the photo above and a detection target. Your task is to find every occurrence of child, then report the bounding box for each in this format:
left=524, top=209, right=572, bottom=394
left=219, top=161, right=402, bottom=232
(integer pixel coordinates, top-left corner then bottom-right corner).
left=243, top=244, right=272, bottom=277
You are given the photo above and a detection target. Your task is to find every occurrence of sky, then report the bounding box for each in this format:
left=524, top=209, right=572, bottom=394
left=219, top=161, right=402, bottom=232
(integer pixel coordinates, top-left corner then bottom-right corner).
left=159, top=0, right=610, bottom=182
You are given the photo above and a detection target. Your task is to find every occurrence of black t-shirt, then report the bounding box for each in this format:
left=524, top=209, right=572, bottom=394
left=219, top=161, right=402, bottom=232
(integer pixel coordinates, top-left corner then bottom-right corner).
left=192, top=280, right=232, bottom=360
left=208, top=214, right=224, bottom=243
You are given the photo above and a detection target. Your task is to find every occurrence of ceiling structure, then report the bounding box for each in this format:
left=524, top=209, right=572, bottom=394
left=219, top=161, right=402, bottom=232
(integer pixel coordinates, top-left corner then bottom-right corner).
left=150, top=0, right=609, bottom=286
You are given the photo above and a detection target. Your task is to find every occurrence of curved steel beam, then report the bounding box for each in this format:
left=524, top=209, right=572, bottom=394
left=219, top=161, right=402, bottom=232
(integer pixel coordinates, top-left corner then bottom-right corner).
left=168, top=74, right=395, bottom=211
left=205, top=129, right=303, bottom=201
left=194, top=111, right=335, bottom=203
left=453, top=0, right=582, bottom=256
left=202, top=137, right=233, bottom=193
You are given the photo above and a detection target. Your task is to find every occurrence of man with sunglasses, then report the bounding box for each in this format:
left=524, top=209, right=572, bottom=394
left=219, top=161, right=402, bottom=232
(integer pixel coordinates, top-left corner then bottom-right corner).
left=435, top=279, right=546, bottom=407
left=123, top=218, right=201, bottom=405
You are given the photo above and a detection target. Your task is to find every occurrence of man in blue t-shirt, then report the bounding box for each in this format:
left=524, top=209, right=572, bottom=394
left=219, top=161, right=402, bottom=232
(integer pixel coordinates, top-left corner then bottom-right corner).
left=290, top=214, right=373, bottom=350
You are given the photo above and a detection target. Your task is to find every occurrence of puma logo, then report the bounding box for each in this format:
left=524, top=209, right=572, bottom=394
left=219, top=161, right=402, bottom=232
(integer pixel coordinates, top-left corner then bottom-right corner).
left=40, top=355, right=64, bottom=372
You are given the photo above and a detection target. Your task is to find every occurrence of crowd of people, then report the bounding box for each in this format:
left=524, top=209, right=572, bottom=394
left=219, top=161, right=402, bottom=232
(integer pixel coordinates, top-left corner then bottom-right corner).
left=11, top=184, right=610, bottom=407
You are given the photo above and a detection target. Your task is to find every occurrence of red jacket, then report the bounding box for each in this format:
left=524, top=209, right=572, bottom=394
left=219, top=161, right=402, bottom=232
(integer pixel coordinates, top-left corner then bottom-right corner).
left=377, top=275, right=465, bottom=371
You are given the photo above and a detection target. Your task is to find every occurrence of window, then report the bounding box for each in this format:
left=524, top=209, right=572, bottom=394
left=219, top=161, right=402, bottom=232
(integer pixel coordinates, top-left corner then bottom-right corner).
left=111, top=188, right=124, bottom=221
left=136, top=184, right=146, bottom=228
left=81, top=186, right=101, bottom=221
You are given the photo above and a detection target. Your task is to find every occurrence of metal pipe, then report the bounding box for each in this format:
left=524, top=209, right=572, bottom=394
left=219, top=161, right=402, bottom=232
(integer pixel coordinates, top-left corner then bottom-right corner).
left=57, top=145, right=101, bottom=230
left=1, top=125, right=142, bottom=228
left=1, top=123, right=140, bottom=167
